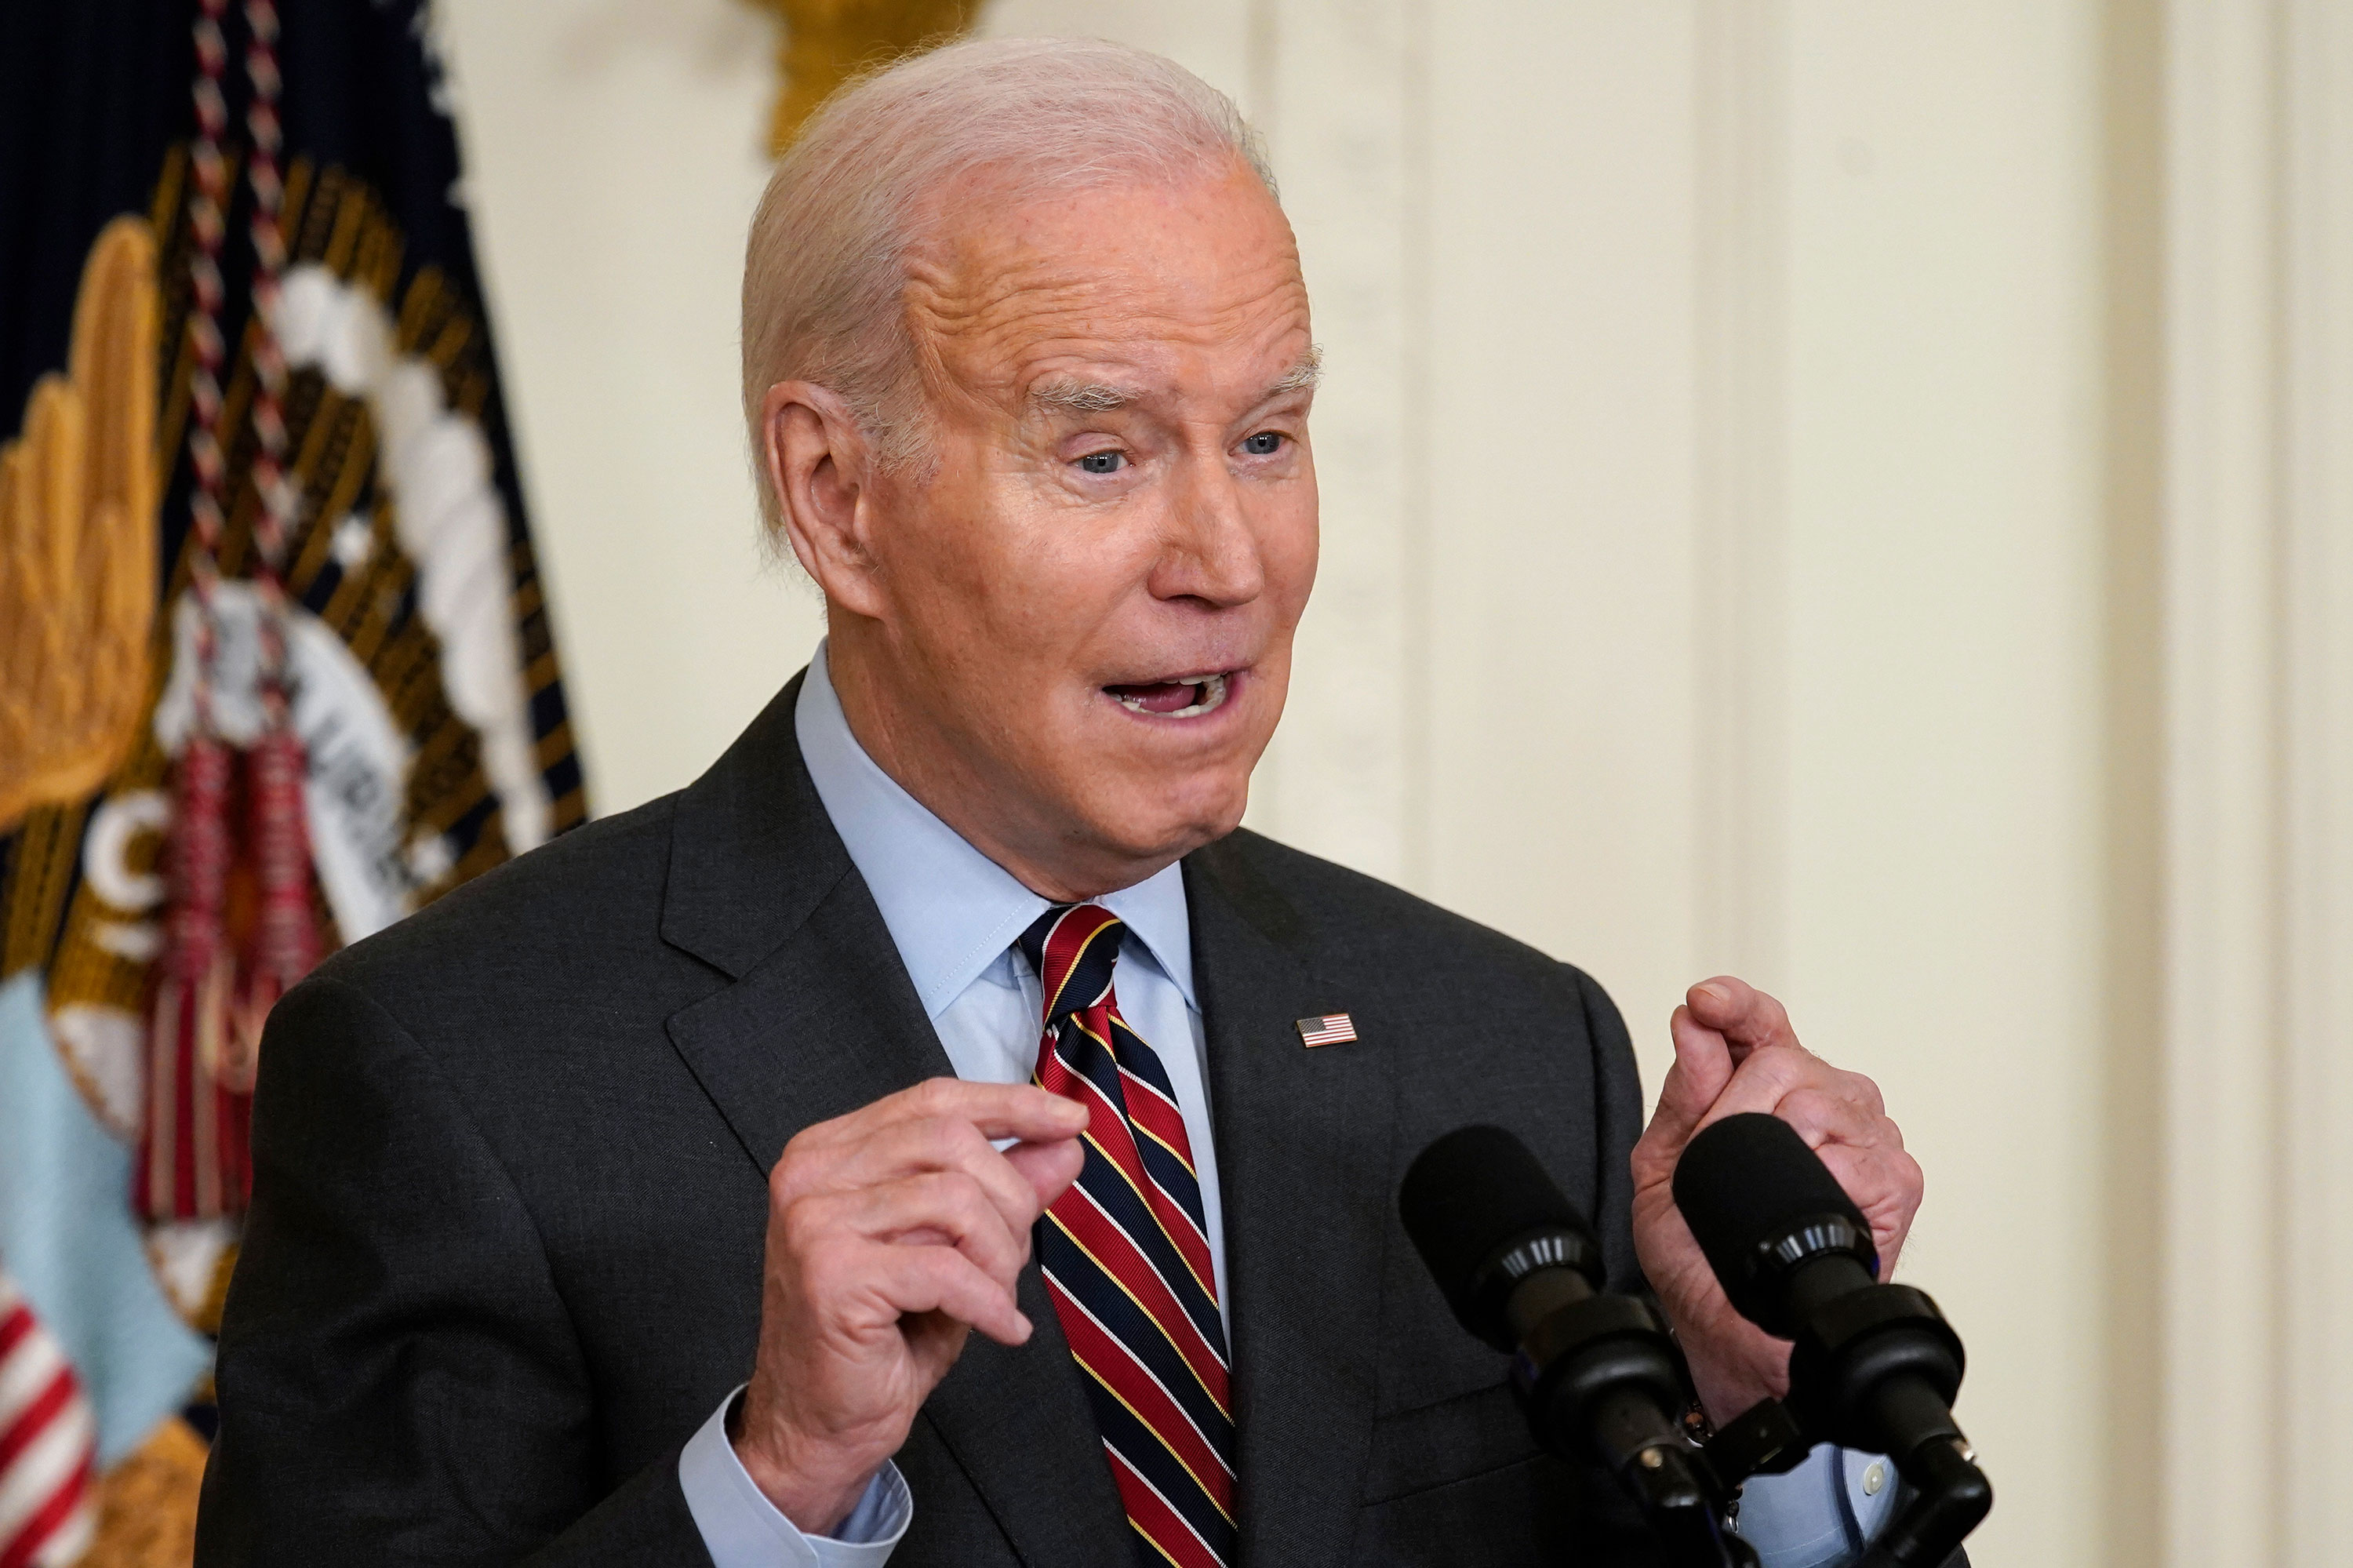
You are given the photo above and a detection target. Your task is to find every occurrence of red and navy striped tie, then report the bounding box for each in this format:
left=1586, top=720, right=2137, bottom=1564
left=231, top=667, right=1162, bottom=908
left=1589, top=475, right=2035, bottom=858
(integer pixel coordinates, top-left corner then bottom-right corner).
left=1020, top=904, right=1235, bottom=1568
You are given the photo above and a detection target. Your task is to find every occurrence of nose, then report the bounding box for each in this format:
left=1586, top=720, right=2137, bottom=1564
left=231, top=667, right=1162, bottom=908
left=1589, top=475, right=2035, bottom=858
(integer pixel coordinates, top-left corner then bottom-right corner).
left=1151, top=444, right=1266, bottom=609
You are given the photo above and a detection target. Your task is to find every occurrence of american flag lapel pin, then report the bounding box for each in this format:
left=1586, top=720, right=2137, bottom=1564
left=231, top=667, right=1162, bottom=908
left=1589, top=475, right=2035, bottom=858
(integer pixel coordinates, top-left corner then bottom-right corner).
left=1295, top=1013, right=1358, bottom=1048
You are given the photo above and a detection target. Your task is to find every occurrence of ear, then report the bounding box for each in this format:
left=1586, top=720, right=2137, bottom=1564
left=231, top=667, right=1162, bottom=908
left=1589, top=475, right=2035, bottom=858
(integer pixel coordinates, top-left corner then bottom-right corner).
left=761, top=379, right=889, bottom=618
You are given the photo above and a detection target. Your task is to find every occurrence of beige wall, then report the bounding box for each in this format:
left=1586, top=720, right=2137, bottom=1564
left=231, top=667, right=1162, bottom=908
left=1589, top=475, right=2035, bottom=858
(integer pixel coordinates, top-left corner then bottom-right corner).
left=439, top=3, right=2148, bottom=1563
left=437, top=0, right=820, bottom=813
left=1779, top=10, right=2108, bottom=1567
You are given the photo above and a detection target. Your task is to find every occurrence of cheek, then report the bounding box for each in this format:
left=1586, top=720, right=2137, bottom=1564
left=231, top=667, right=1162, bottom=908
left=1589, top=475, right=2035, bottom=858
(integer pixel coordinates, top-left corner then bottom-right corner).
left=1000, top=510, right=1168, bottom=650
left=875, top=464, right=1060, bottom=664
left=988, top=536, right=1149, bottom=677
left=1264, top=487, right=1321, bottom=624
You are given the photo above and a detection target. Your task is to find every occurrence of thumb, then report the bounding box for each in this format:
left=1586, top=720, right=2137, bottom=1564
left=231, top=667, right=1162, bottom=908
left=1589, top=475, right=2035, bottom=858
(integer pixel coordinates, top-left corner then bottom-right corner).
left=1643, top=1004, right=1737, bottom=1151
left=1004, top=1137, right=1086, bottom=1210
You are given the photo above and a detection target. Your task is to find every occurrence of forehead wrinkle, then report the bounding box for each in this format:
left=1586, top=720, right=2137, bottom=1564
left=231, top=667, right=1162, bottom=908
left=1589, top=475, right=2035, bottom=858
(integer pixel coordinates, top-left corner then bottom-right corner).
left=900, top=200, right=1311, bottom=417
left=915, top=267, right=1301, bottom=358
left=925, top=288, right=1313, bottom=421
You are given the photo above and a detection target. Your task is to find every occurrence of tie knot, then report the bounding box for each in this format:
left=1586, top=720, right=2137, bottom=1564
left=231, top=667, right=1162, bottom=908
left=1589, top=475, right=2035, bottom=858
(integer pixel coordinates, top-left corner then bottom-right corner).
left=1019, top=903, right=1125, bottom=1022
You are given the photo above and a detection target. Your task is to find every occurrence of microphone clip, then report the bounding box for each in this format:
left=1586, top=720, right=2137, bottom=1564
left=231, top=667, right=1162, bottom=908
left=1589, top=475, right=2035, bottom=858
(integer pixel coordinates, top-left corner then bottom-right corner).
left=1695, top=1396, right=1811, bottom=1490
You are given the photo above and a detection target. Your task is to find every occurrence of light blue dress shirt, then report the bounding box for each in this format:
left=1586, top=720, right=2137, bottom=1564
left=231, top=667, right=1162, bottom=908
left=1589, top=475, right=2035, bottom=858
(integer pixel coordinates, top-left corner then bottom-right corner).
left=678, top=643, right=1890, bottom=1566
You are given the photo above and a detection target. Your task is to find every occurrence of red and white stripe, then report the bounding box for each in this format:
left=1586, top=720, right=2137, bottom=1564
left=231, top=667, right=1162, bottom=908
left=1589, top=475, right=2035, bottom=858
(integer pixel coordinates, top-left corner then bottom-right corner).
left=0, top=1275, right=96, bottom=1568
left=1295, top=1013, right=1356, bottom=1047
left=1044, top=1020, right=1218, bottom=1298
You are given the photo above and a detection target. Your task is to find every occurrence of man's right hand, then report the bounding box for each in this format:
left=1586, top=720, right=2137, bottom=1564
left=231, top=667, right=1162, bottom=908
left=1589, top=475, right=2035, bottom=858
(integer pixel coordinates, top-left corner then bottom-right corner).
left=730, top=1078, right=1089, bottom=1534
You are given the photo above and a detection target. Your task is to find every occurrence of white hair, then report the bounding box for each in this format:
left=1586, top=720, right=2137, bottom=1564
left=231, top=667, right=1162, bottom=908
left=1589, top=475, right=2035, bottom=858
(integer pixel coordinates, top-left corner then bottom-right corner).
left=739, top=36, right=1278, bottom=533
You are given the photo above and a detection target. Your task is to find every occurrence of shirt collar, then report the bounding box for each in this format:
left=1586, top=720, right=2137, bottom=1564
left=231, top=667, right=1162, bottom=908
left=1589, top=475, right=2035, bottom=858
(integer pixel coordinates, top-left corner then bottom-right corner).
left=794, top=642, right=1195, bottom=1020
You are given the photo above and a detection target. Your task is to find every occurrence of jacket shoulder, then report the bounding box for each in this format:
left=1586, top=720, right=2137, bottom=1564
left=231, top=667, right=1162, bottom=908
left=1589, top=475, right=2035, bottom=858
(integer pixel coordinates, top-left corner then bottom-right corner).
left=304, top=791, right=687, bottom=1024
left=1197, top=827, right=1603, bottom=999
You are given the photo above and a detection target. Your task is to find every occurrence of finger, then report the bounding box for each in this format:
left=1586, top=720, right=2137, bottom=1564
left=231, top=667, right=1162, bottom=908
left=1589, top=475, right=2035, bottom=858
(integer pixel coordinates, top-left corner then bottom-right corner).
left=1841, top=1066, right=1888, bottom=1120
left=800, top=1115, right=1046, bottom=1237
left=792, top=1079, right=1088, bottom=1161
left=864, top=1242, right=1033, bottom=1346
left=1690, top=1043, right=1831, bottom=1130
left=1813, top=1141, right=1924, bottom=1278
left=846, top=1170, right=1034, bottom=1287
left=1773, top=1086, right=1887, bottom=1154
left=889, top=1079, right=1089, bottom=1145
left=1642, top=1004, right=1739, bottom=1151
left=1685, top=977, right=1802, bottom=1059
left=1002, top=1136, right=1086, bottom=1209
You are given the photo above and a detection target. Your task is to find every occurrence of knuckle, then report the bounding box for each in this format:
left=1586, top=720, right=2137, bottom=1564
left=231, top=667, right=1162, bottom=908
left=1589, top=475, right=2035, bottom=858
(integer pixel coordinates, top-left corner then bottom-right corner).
left=1840, top=1068, right=1886, bottom=1108
left=776, top=1192, right=832, bottom=1250
left=1781, top=1086, right=1835, bottom=1117
left=769, top=1144, right=811, bottom=1199
left=937, top=1117, right=990, bottom=1162
left=915, top=1116, right=970, bottom=1162
left=941, top=1170, right=991, bottom=1216
left=916, top=1246, right=969, bottom=1293
left=920, top=1169, right=977, bottom=1220
left=911, top=1077, right=965, bottom=1115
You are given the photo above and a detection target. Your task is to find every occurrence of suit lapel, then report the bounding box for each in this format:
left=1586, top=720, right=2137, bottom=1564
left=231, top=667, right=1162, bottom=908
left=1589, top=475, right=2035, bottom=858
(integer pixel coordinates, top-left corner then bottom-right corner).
left=660, top=672, right=1122, bottom=1567
left=1187, top=839, right=1395, bottom=1566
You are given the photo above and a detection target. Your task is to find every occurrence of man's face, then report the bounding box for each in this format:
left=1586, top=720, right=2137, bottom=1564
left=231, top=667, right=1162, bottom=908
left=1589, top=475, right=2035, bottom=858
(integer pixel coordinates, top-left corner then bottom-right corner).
left=842, top=160, right=1318, bottom=895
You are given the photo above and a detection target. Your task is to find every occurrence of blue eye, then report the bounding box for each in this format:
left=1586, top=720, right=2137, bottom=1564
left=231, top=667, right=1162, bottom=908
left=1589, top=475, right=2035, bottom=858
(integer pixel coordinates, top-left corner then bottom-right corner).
left=1078, top=450, right=1126, bottom=475
left=1242, top=431, right=1284, bottom=456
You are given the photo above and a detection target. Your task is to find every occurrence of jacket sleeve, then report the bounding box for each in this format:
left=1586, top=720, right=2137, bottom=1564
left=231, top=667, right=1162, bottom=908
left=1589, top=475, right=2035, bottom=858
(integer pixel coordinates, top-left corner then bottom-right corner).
left=1565, top=963, right=1648, bottom=1297
left=194, top=973, right=715, bottom=1566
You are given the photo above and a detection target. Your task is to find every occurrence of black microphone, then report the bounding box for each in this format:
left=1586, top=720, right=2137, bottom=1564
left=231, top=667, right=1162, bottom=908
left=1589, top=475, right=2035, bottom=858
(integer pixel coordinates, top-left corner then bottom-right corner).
left=1673, top=1114, right=1991, bottom=1565
left=1401, top=1126, right=1746, bottom=1563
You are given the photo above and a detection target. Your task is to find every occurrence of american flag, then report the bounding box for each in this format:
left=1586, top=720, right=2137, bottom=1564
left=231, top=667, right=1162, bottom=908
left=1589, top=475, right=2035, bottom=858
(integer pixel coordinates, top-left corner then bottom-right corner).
left=0, top=1269, right=96, bottom=1568
left=1295, top=1013, right=1358, bottom=1047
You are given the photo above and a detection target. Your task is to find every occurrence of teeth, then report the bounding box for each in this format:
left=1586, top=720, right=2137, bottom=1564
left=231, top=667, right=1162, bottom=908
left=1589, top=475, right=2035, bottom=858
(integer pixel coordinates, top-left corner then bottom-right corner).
left=1115, top=671, right=1230, bottom=718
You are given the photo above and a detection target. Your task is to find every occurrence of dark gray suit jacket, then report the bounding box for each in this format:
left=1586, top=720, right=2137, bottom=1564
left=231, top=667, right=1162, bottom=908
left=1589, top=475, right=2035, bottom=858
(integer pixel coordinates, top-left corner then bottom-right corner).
left=196, top=675, right=1671, bottom=1565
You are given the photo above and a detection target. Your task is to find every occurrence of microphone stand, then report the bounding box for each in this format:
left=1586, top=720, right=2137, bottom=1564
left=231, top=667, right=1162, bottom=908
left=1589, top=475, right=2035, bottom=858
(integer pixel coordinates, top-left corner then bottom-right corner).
left=1514, top=1287, right=1788, bottom=1568
left=1693, top=1395, right=1991, bottom=1568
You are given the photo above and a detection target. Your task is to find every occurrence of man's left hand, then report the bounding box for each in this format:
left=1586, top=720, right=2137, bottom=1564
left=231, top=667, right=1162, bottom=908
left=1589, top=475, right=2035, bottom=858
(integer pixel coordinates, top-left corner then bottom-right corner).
left=1628, top=976, right=1925, bottom=1424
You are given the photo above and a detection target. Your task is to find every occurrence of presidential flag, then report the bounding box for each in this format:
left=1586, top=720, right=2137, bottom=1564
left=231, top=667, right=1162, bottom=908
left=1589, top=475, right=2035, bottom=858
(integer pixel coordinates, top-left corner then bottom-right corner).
left=0, top=1, right=584, bottom=1555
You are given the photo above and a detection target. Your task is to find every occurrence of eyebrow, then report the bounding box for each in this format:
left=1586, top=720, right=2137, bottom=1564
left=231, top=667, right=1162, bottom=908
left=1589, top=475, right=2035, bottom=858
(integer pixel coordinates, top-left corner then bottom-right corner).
left=1023, top=345, right=1325, bottom=419
left=1265, top=346, right=1323, bottom=398
left=1027, top=378, right=1140, bottom=414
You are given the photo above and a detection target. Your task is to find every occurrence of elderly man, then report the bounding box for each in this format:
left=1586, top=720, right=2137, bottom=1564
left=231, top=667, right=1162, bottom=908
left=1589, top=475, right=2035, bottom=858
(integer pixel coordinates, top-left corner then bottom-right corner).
left=198, top=38, right=1935, bottom=1568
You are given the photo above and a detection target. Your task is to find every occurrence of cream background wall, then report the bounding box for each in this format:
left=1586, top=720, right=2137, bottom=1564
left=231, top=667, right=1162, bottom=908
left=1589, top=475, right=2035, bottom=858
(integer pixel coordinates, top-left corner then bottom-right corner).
left=435, top=2, right=2138, bottom=1563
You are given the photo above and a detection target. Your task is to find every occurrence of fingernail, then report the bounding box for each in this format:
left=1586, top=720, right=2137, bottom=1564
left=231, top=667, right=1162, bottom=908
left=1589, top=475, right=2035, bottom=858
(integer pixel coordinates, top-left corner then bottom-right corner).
left=1015, top=1312, right=1034, bottom=1342
left=1696, top=982, right=1730, bottom=1007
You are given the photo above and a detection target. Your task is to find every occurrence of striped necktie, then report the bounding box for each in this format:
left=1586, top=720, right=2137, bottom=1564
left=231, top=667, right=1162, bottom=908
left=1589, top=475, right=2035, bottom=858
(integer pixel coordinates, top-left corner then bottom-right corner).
left=1020, top=904, right=1235, bottom=1568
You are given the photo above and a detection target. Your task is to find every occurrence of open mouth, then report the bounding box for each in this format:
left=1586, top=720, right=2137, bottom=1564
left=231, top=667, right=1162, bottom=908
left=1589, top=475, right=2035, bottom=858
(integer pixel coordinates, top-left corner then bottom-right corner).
left=1104, top=671, right=1232, bottom=719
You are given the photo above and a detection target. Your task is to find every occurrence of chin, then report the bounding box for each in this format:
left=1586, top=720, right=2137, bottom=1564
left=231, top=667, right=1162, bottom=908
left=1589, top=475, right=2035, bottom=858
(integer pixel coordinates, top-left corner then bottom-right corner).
left=1090, top=767, right=1251, bottom=868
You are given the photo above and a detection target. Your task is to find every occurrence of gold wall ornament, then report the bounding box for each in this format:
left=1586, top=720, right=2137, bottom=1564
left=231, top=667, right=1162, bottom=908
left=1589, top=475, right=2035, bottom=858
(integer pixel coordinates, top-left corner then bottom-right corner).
left=0, top=215, right=161, bottom=834
left=744, top=0, right=986, bottom=155
left=78, top=1414, right=209, bottom=1568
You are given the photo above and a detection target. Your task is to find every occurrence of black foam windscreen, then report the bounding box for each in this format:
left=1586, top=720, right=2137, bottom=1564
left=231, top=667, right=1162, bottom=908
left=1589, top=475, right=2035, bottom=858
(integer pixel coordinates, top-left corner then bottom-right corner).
left=1672, top=1113, right=1871, bottom=1313
left=1398, top=1125, right=1600, bottom=1344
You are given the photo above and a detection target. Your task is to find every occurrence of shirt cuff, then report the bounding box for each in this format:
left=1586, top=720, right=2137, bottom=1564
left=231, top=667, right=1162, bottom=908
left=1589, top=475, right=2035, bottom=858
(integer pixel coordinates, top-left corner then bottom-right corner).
left=678, top=1387, right=913, bottom=1567
left=1732, top=1444, right=1901, bottom=1568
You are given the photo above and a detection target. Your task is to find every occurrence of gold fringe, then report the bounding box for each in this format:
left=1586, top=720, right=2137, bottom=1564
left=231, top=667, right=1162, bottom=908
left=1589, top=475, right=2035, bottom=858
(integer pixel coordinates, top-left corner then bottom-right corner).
left=77, top=1417, right=209, bottom=1568
left=0, top=217, right=160, bottom=834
